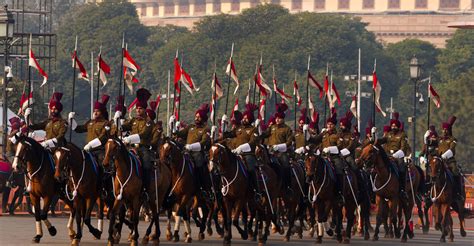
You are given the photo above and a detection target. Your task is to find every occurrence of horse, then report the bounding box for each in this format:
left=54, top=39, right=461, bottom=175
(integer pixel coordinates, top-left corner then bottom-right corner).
left=103, top=137, right=142, bottom=246
left=428, top=155, right=457, bottom=242
left=141, top=148, right=172, bottom=245
left=54, top=142, right=102, bottom=245
left=208, top=143, right=249, bottom=245
left=11, top=136, right=58, bottom=243
left=356, top=143, right=401, bottom=241
left=159, top=137, right=209, bottom=243
left=304, top=152, right=338, bottom=244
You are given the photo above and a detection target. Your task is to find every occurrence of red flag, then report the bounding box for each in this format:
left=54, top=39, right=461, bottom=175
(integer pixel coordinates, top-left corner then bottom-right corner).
left=124, top=66, right=139, bottom=93
left=293, top=80, right=302, bottom=107
left=258, top=98, right=266, bottom=120
left=123, top=48, right=140, bottom=72
left=255, top=65, right=272, bottom=97
left=428, top=83, right=441, bottom=108
left=226, top=58, right=239, bottom=94
left=350, top=96, right=359, bottom=120
left=231, top=98, right=239, bottom=118
left=97, top=54, right=111, bottom=86
left=174, top=95, right=180, bottom=120
left=29, top=35, right=48, bottom=87
left=18, top=86, right=34, bottom=115
left=156, top=95, right=161, bottom=109
left=273, top=79, right=292, bottom=103
left=72, top=50, right=89, bottom=81
left=372, top=62, right=387, bottom=117
left=308, top=71, right=323, bottom=98
left=181, top=68, right=199, bottom=95
left=329, top=81, right=341, bottom=107
left=324, top=74, right=329, bottom=96
left=173, top=58, right=181, bottom=93
left=211, top=72, right=223, bottom=99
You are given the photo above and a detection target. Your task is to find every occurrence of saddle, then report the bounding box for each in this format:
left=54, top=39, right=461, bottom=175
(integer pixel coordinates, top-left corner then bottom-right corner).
left=128, top=150, right=142, bottom=178
left=84, top=151, right=99, bottom=177
left=322, top=158, right=336, bottom=182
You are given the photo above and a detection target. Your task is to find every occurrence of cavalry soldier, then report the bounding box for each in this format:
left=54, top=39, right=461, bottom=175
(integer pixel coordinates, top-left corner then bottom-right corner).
left=377, top=112, right=409, bottom=197
left=25, top=92, right=68, bottom=149
left=224, top=103, right=262, bottom=199
left=121, top=89, right=154, bottom=190
left=146, top=100, right=162, bottom=151
left=294, top=108, right=310, bottom=158
left=438, top=116, right=464, bottom=200
left=110, top=95, right=127, bottom=137
left=338, top=112, right=357, bottom=171
left=69, top=94, right=110, bottom=163
left=175, top=104, right=211, bottom=196
left=261, top=103, right=293, bottom=191
left=419, top=125, right=439, bottom=169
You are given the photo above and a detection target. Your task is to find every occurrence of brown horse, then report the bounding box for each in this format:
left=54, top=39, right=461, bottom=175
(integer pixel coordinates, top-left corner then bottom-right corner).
left=11, top=136, right=58, bottom=243
left=429, top=156, right=456, bottom=242
left=54, top=143, right=102, bottom=245
left=159, top=137, right=208, bottom=243
left=208, top=143, right=249, bottom=245
left=304, top=153, right=337, bottom=244
left=141, top=149, right=172, bottom=245
left=103, top=137, right=142, bottom=246
left=357, top=143, right=401, bottom=241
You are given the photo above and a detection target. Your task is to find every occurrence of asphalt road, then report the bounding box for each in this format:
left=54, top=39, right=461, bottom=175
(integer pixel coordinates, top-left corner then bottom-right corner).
left=0, top=215, right=473, bottom=245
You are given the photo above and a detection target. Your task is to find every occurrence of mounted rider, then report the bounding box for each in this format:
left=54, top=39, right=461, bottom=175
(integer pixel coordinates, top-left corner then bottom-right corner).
left=419, top=125, right=439, bottom=170
left=260, top=103, right=293, bottom=191
left=377, top=112, right=410, bottom=198
left=294, top=108, right=310, bottom=159
left=175, top=104, right=211, bottom=196
left=223, top=103, right=261, bottom=200
left=25, top=92, right=68, bottom=150
left=120, top=89, right=155, bottom=190
left=438, top=116, right=464, bottom=201
left=339, top=112, right=358, bottom=171
left=69, top=94, right=111, bottom=164
left=147, top=100, right=162, bottom=152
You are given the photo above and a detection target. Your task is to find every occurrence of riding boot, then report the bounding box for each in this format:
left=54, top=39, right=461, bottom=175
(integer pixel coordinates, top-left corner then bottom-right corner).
left=284, top=166, right=292, bottom=191
left=2, top=187, right=10, bottom=213
left=336, top=174, right=344, bottom=206
left=454, top=175, right=465, bottom=201
left=399, top=169, right=407, bottom=200
left=249, top=170, right=262, bottom=203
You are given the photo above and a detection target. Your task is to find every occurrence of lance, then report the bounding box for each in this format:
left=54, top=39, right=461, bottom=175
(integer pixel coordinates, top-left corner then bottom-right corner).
left=172, top=49, right=178, bottom=114
left=90, top=51, right=94, bottom=118
left=293, top=71, right=297, bottom=131
left=224, top=43, right=234, bottom=116
left=166, top=69, right=171, bottom=136
left=116, top=35, right=125, bottom=137
left=27, top=34, right=32, bottom=122
left=323, top=64, right=329, bottom=124
left=372, top=59, right=377, bottom=133
left=273, top=64, right=277, bottom=106
left=96, top=46, right=102, bottom=102
left=69, top=36, right=79, bottom=142
left=426, top=75, right=431, bottom=130
left=212, top=63, right=218, bottom=127
left=305, top=55, right=310, bottom=126
left=178, top=53, right=184, bottom=121
left=252, top=61, right=258, bottom=105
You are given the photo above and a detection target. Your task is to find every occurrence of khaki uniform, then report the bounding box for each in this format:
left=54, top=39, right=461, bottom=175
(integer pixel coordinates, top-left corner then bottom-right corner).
left=177, top=124, right=211, bottom=167
left=312, top=130, right=345, bottom=174
left=380, top=131, right=409, bottom=155
left=224, top=124, right=259, bottom=171
left=150, top=124, right=163, bottom=151
left=30, top=117, right=68, bottom=147
left=439, top=136, right=458, bottom=175
left=74, top=119, right=110, bottom=143
left=339, top=130, right=358, bottom=170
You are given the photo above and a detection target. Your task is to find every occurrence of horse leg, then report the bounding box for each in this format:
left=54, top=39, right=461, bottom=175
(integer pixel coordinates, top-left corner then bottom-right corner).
left=335, top=207, right=343, bottom=243
left=172, top=210, right=182, bottom=242
left=130, top=199, right=140, bottom=246
left=72, top=199, right=83, bottom=246
left=456, top=200, right=467, bottom=237
left=166, top=209, right=172, bottom=241
left=389, top=199, right=400, bottom=239
left=106, top=200, right=118, bottom=245
left=222, top=202, right=231, bottom=245
left=142, top=201, right=154, bottom=245
left=423, top=197, right=432, bottom=233
left=344, top=205, right=356, bottom=244
left=97, top=197, right=105, bottom=234
left=401, top=202, right=411, bottom=243
left=214, top=205, right=224, bottom=237
left=39, top=196, right=57, bottom=238
left=284, top=202, right=295, bottom=242
left=67, top=210, right=77, bottom=240
left=373, top=197, right=382, bottom=241
left=82, top=197, right=101, bottom=240
left=440, top=204, right=449, bottom=242
left=241, top=205, right=249, bottom=239
left=31, top=195, right=43, bottom=243
left=198, top=200, right=209, bottom=241
left=183, top=211, right=192, bottom=243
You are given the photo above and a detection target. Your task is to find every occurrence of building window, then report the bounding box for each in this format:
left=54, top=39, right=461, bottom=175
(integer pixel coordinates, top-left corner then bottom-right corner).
left=292, top=0, right=302, bottom=10
left=152, top=3, right=159, bottom=15
left=415, top=0, right=427, bottom=9
left=194, top=0, right=205, bottom=15
left=440, top=0, right=459, bottom=9
left=140, top=4, right=146, bottom=16
left=213, top=0, right=221, bottom=13
left=338, top=0, right=349, bottom=9
left=164, top=1, right=174, bottom=16
left=231, top=0, right=240, bottom=12
left=388, top=0, right=400, bottom=9
left=178, top=0, right=189, bottom=15
left=314, top=0, right=325, bottom=9
left=362, top=0, right=374, bottom=9
left=271, top=0, right=280, bottom=4
left=250, top=0, right=259, bottom=8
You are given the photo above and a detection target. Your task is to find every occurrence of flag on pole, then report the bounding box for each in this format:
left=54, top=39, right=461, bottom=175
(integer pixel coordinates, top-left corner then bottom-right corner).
left=350, top=96, right=359, bottom=120
left=273, top=79, right=292, bottom=103
left=210, top=97, right=216, bottom=125
left=226, top=55, right=239, bottom=94
left=174, top=95, right=180, bottom=120
left=231, top=98, right=239, bottom=118
left=28, top=35, right=48, bottom=87
left=308, top=71, right=323, bottom=98
left=324, top=74, right=329, bottom=98
left=18, top=84, right=34, bottom=115
left=428, top=83, right=441, bottom=108
left=97, top=53, right=111, bottom=86
left=124, top=66, right=139, bottom=93
left=72, top=51, right=89, bottom=81
left=123, top=48, right=140, bottom=73
left=258, top=98, right=266, bottom=120
left=372, top=60, right=387, bottom=117
left=211, top=72, right=223, bottom=99
left=245, top=81, right=251, bottom=104
left=180, top=68, right=199, bottom=95
left=156, top=94, right=161, bottom=109
left=293, top=79, right=302, bottom=107
left=255, top=65, right=272, bottom=97
left=328, top=76, right=341, bottom=108
left=173, top=57, right=182, bottom=94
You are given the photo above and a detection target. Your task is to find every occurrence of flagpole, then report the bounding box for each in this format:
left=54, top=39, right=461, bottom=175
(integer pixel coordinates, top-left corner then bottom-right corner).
left=96, top=46, right=102, bottom=102
left=166, top=69, right=171, bottom=136
left=427, top=76, right=431, bottom=130
left=294, top=71, right=297, bottom=131
left=27, top=35, right=33, bottom=124
left=69, top=36, right=78, bottom=142
left=272, top=64, right=277, bottom=106
left=213, top=65, right=218, bottom=126
left=305, top=55, right=310, bottom=125
left=178, top=54, right=184, bottom=121
left=252, top=62, right=258, bottom=105
left=357, top=48, right=361, bottom=131
left=90, top=51, right=94, bottom=118
left=224, top=43, right=233, bottom=116
left=119, top=34, right=125, bottom=100
left=372, top=59, right=377, bottom=130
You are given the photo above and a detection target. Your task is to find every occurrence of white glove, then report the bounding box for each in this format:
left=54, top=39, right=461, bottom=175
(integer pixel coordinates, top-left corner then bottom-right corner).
left=327, top=146, right=339, bottom=154
left=221, top=114, right=228, bottom=123
left=234, top=143, right=251, bottom=154
left=441, top=149, right=453, bottom=160
left=9, top=135, right=17, bottom=144
left=24, top=108, right=32, bottom=117
left=424, top=130, right=430, bottom=144
left=123, top=134, right=140, bottom=145
left=392, top=149, right=405, bottom=159
left=315, top=149, right=321, bottom=156
left=41, top=138, right=57, bottom=148
left=84, top=138, right=101, bottom=151
left=340, top=148, right=350, bottom=157
left=323, top=147, right=329, bottom=153
left=113, top=111, right=122, bottom=121
left=419, top=156, right=427, bottom=166
left=295, top=147, right=305, bottom=154
left=254, top=119, right=260, bottom=127
left=175, top=121, right=181, bottom=131
left=404, top=156, right=411, bottom=163
left=272, top=143, right=287, bottom=153
left=320, top=128, right=327, bottom=134
left=68, top=112, right=76, bottom=121
left=371, top=127, right=377, bottom=135
left=185, top=142, right=201, bottom=152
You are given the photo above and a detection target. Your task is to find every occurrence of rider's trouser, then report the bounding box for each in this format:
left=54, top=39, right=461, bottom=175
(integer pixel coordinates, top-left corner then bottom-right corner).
left=274, top=152, right=291, bottom=189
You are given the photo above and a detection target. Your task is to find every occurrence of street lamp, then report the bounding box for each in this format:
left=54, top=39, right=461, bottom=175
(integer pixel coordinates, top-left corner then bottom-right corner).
left=0, top=5, right=14, bottom=159
left=409, top=56, right=421, bottom=164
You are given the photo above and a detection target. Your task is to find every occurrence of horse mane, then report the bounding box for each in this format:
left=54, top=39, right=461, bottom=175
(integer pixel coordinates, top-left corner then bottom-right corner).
left=374, top=143, right=390, bottom=168
left=20, top=135, right=45, bottom=159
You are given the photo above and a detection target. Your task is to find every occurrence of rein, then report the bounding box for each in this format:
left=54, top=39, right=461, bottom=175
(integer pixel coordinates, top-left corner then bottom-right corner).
left=65, top=150, right=86, bottom=201
left=430, top=156, right=448, bottom=203
left=309, top=158, right=327, bottom=203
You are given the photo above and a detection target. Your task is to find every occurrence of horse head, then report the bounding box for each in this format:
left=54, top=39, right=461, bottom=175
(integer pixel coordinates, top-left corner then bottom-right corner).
left=12, top=135, right=40, bottom=172
left=255, top=144, right=269, bottom=165
left=53, top=146, right=72, bottom=182
left=159, top=137, right=180, bottom=167
left=429, top=155, right=444, bottom=183
left=103, top=137, right=124, bottom=168
left=208, top=143, right=228, bottom=174
left=356, top=143, right=379, bottom=169
left=304, top=151, right=318, bottom=183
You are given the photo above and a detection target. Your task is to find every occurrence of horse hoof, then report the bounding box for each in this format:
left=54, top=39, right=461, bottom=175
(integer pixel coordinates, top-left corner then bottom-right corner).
left=92, top=228, right=102, bottom=240
left=185, top=237, right=192, bottom=243
left=308, top=228, right=315, bottom=238
left=142, top=236, right=150, bottom=245
left=272, top=227, right=278, bottom=234
left=71, top=238, right=80, bottom=246
left=283, top=236, right=289, bottom=242
left=343, top=238, right=350, bottom=244
left=395, top=230, right=401, bottom=239
left=408, top=230, right=414, bottom=239
left=240, top=231, right=248, bottom=240
left=440, top=237, right=446, bottom=243
left=48, top=226, right=57, bottom=236
left=336, top=235, right=343, bottom=243
left=449, top=238, right=454, bottom=242
left=258, top=241, right=265, bottom=246
left=207, top=227, right=213, bottom=236
left=130, top=239, right=138, bottom=246
left=401, top=237, right=407, bottom=243
left=69, top=232, right=76, bottom=240
left=435, top=223, right=442, bottom=231
left=372, top=235, right=379, bottom=241
left=32, top=235, right=42, bottom=243
left=172, top=235, right=179, bottom=242
left=107, top=240, right=114, bottom=246
left=297, top=233, right=303, bottom=239
left=364, top=233, right=370, bottom=241
left=183, top=232, right=188, bottom=238
left=326, top=229, right=334, bottom=237
left=461, top=230, right=467, bottom=237
left=113, top=236, right=121, bottom=244
left=128, top=233, right=133, bottom=242
left=315, top=237, right=322, bottom=244
left=198, top=232, right=205, bottom=241
left=166, top=231, right=172, bottom=241
left=223, top=238, right=231, bottom=245
left=152, top=239, right=160, bottom=246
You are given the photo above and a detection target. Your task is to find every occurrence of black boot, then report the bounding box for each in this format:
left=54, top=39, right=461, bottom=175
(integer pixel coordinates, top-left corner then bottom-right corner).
left=399, top=169, right=407, bottom=200
left=284, top=166, right=292, bottom=191
left=454, top=175, right=465, bottom=201
left=336, top=174, right=344, bottom=206
left=249, top=170, right=262, bottom=203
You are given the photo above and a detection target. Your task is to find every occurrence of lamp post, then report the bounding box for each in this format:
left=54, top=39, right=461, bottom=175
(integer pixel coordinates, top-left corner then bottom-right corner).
left=0, top=5, right=14, bottom=158
left=409, top=56, right=421, bottom=164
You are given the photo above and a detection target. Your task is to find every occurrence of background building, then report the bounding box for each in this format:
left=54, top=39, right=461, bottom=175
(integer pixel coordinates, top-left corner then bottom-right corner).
left=89, top=0, right=474, bottom=47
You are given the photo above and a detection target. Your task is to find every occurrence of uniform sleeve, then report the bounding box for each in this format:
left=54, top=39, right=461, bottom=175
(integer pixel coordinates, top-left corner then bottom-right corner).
left=376, top=136, right=388, bottom=145
left=97, top=121, right=110, bottom=144
left=74, top=120, right=90, bottom=133
left=285, top=127, right=293, bottom=147
left=450, top=137, right=457, bottom=155
left=260, top=127, right=271, bottom=139
left=400, top=132, right=409, bottom=154
left=137, top=120, right=154, bottom=140
left=176, top=125, right=190, bottom=140
left=248, top=127, right=260, bottom=150
left=121, top=119, right=132, bottom=132
left=29, top=120, right=47, bottom=131
left=55, top=120, right=68, bottom=143
left=200, top=127, right=211, bottom=151
left=347, top=134, right=358, bottom=152
left=336, top=134, right=344, bottom=149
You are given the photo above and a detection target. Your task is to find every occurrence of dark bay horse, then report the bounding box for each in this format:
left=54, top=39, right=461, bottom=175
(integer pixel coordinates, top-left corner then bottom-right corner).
left=159, top=138, right=209, bottom=243
left=12, top=136, right=58, bottom=243
left=103, top=138, right=142, bottom=246
left=209, top=143, right=249, bottom=245
left=429, top=156, right=455, bottom=242
left=54, top=143, right=102, bottom=245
